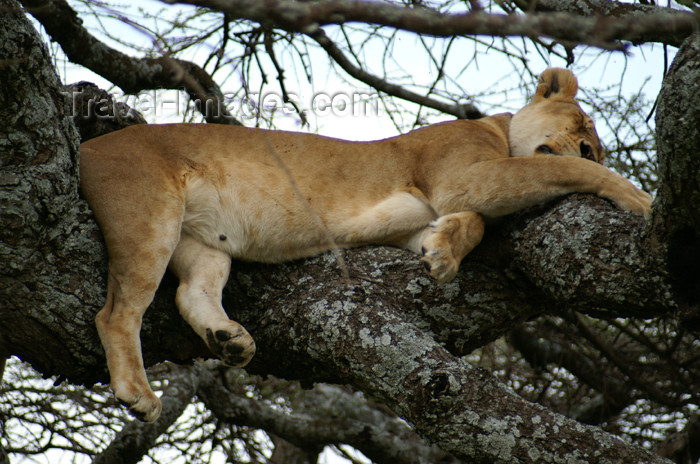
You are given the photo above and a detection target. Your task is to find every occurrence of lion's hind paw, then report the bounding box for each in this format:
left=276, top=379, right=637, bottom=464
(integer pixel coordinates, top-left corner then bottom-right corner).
left=205, top=325, right=256, bottom=367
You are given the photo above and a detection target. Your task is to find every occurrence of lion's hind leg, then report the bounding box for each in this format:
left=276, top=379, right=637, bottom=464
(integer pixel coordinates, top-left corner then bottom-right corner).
left=90, top=183, right=187, bottom=422
left=169, top=233, right=256, bottom=368
left=96, top=276, right=161, bottom=422
left=95, top=219, right=183, bottom=423
left=419, top=212, right=485, bottom=283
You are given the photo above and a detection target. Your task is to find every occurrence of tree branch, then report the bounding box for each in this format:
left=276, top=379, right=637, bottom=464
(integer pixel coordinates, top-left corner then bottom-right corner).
left=308, top=28, right=484, bottom=119
left=20, top=0, right=242, bottom=125
left=62, top=82, right=147, bottom=142
left=161, top=0, right=698, bottom=50
left=196, top=363, right=461, bottom=464
left=518, top=0, right=693, bottom=47
left=92, top=364, right=201, bottom=464
left=231, top=271, right=671, bottom=462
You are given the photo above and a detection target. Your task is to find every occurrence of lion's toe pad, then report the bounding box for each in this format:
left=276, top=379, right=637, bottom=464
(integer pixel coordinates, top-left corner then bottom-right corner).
left=205, top=325, right=256, bottom=367
left=421, top=247, right=459, bottom=283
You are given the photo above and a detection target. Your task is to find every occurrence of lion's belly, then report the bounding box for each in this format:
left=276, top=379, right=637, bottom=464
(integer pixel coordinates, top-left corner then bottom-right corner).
left=180, top=174, right=360, bottom=263
left=179, top=167, right=435, bottom=263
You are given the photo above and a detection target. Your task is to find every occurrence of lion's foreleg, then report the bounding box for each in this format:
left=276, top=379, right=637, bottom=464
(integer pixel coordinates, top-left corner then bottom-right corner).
left=169, top=234, right=256, bottom=367
left=436, top=157, right=651, bottom=219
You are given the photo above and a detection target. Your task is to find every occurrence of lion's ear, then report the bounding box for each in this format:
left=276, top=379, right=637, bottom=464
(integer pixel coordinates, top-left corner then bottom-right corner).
left=533, top=68, right=579, bottom=102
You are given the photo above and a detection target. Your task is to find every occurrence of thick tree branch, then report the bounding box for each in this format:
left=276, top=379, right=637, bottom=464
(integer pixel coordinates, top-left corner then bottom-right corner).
left=231, top=272, right=671, bottom=463
left=196, top=363, right=461, bottom=464
left=652, top=34, right=700, bottom=325
left=62, top=82, right=147, bottom=141
left=20, top=0, right=242, bottom=125
left=518, top=0, right=693, bottom=47
left=161, top=0, right=698, bottom=49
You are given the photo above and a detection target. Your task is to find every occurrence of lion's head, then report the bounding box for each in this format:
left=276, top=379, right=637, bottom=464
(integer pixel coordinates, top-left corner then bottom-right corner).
left=509, top=68, right=605, bottom=163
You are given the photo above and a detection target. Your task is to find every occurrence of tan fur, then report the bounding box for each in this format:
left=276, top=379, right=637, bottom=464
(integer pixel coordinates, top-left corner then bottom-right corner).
left=510, top=68, right=604, bottom=162
left=79, top=68, right=652, bottom=422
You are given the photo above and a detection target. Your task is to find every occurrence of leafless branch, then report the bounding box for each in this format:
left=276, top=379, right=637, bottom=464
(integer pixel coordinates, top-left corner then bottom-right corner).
left=161, top=0, right=698, bottom=49
left=308, top=28, right=484, bottom=119
left=510, top=323, right=633, bottom=425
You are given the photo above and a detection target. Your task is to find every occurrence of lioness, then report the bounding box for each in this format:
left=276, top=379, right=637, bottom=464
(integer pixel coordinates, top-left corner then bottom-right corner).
left=80, top=68, right=651, bottom=422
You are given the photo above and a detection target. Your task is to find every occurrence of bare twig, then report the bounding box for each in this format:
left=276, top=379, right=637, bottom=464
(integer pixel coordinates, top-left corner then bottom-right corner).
left=309, top=28, right=484, bottom=119
left=263, top=29, right=309, bottom=125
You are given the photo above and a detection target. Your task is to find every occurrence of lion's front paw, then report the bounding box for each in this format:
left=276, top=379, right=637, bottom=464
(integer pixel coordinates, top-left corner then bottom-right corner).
left=626, top=188, right=653, bottom=219
left=601, top=177, right=653, bottom=219
left=205, top=324, right=256, bottom=367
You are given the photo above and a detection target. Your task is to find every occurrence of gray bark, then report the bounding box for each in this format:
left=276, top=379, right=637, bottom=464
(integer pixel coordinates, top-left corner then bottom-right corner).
left=0, top=0, right=107, bottom=383
left=653, top=34, right=700, bottom=325
left=196, top=364, right=460, bottom=464
left=1, top=1, right=697, bottom=463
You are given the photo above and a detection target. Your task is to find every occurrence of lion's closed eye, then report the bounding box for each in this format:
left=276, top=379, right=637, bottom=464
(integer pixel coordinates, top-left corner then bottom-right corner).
left=537, top=144, right=554, bottom=154
left=580, top=141, right=594, bottom=160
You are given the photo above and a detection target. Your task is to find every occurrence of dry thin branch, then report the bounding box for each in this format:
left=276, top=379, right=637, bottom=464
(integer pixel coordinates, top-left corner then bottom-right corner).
left=567, top=312, right=683, bottom=408
left=308, top=28, right=484, bottom=119
left=510, top=323, right=632, bottom=424
left=160, top=0, right=698, bottom=49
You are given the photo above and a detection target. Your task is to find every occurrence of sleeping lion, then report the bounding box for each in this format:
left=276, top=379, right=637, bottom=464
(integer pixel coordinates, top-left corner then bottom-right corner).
left=80, top=68, right=652, bottom=422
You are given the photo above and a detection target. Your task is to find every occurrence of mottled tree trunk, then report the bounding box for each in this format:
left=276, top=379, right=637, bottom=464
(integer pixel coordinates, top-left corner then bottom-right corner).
left=0, top=0, right=108, bottom=383
left=653, top=34, right=700, bottom=326
left=1, top=1, right=697, bottom=463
